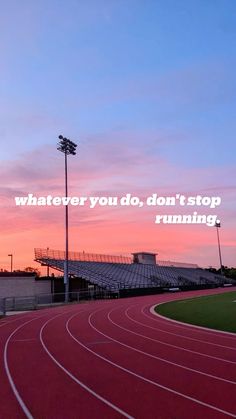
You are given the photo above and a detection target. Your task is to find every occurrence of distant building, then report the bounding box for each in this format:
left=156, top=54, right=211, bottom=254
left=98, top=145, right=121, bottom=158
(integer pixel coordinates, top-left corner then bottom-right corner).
left=0, top=272, right=51, bottom=298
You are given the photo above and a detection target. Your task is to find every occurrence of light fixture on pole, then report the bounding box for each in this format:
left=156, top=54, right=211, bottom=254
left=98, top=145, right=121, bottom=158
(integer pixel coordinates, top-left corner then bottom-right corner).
left=8, top=254, right=13, bottom=272
left=215, top=221, right=223, bottom=276
left=57, top=135, right=77, bottom=302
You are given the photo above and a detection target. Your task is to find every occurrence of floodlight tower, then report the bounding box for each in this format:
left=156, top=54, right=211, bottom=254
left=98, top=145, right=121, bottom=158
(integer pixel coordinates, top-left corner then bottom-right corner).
left=215, top=221, right=223, bottom=276
left=57, top=135, right=77, bottom=302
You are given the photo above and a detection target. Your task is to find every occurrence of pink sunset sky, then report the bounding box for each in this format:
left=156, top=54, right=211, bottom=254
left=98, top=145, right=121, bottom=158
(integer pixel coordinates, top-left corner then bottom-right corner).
left=1, top=136, right=235, bottom=272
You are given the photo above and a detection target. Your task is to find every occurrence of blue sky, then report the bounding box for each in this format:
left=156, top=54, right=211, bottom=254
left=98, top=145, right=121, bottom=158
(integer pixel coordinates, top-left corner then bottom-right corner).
left=1, top=0, right=236, bottom=160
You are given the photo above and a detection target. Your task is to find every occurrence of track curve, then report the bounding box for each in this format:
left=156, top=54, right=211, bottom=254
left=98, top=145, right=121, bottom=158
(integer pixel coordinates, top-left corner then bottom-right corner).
left=1, top=288, right=236, bottom=418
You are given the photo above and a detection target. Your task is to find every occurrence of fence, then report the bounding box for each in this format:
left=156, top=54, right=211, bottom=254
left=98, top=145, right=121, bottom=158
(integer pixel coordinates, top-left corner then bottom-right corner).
left=0, top=289, right=118, bottom=316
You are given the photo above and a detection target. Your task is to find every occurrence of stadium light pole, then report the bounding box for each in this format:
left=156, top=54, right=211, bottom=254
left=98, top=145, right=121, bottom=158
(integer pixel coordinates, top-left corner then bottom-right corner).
left=46, top=247, right=50, bottom=277
left=8, top=254, right=13, bottom=272
left=215, top=221, right=223, bottom=276
left=57, top=135, right=77, bottom=302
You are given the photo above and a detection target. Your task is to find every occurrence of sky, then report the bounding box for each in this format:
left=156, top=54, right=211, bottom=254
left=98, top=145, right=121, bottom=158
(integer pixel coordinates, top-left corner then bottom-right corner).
left=0, top=0, right=236, bottom=272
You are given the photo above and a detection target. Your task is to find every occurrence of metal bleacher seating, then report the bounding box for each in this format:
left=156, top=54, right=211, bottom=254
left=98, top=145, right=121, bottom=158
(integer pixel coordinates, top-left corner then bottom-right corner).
left=35, top=247, right=226, bottom=292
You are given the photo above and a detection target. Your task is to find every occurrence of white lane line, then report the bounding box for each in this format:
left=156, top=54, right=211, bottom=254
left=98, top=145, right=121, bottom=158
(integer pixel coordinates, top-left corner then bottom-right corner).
left=105, top=306, right=236, bottom=384
left=3, top=307, right=78, bottom=419
left=124, top=306, right=236, bottom=364
left=124, top=305, right=236, bottom=351
left=3, top=313, right=50, bottom=419
left=150, top=303, right=236, bottom=338
left=40, top=311, right=133, bottom=419
left=11, top=338, right=37, bottom=342
left=86, top=340, right=113, bottom=346
left=66, top=309, right=236, bottom=418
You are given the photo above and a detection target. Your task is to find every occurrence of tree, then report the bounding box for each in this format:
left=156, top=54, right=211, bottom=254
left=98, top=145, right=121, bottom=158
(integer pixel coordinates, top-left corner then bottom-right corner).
left=207, top=266, right=236, bottom=281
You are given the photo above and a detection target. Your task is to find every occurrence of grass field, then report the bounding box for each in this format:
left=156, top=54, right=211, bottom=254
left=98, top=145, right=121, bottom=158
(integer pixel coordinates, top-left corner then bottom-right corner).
left=155, top=291, right=236, bottom=333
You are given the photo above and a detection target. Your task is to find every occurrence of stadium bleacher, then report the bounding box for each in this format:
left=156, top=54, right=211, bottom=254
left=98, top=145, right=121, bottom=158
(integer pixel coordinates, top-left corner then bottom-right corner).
left=35, top=248, right=226, bottom=292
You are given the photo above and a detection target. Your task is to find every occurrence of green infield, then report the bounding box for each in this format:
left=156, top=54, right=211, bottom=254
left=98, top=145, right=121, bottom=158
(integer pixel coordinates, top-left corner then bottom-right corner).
left=155, top=291, right=236, bottom=333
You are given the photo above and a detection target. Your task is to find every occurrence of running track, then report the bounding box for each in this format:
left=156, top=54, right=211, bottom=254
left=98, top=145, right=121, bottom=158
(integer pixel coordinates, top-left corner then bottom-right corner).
left=1, top=288, right=236, bottom=419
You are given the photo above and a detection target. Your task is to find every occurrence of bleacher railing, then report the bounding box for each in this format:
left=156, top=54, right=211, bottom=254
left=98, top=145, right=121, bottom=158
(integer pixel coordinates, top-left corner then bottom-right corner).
left=157, top=260, right=199, bottom=268
left=35, top=248, right=198, bottom=268
left=35, top=248, right=132, bottom=264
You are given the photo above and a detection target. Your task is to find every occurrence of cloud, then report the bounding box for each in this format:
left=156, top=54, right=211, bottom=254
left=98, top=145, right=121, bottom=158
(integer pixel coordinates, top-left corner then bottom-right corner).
left=0, top=131, right=235, bottom=268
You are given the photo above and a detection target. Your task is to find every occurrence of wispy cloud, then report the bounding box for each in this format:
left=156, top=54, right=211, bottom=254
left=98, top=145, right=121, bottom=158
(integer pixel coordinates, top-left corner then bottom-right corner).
left=0, top=133, right=235, bottom=269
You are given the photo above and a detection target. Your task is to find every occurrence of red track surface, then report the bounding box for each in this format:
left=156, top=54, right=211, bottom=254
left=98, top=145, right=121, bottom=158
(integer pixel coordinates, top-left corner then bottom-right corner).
left=1, top=288, right=236, bottom=418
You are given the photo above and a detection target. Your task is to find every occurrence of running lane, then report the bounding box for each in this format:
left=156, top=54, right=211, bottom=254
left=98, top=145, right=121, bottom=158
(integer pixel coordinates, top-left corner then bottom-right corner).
left=0, top=288, right=235, bottom=418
